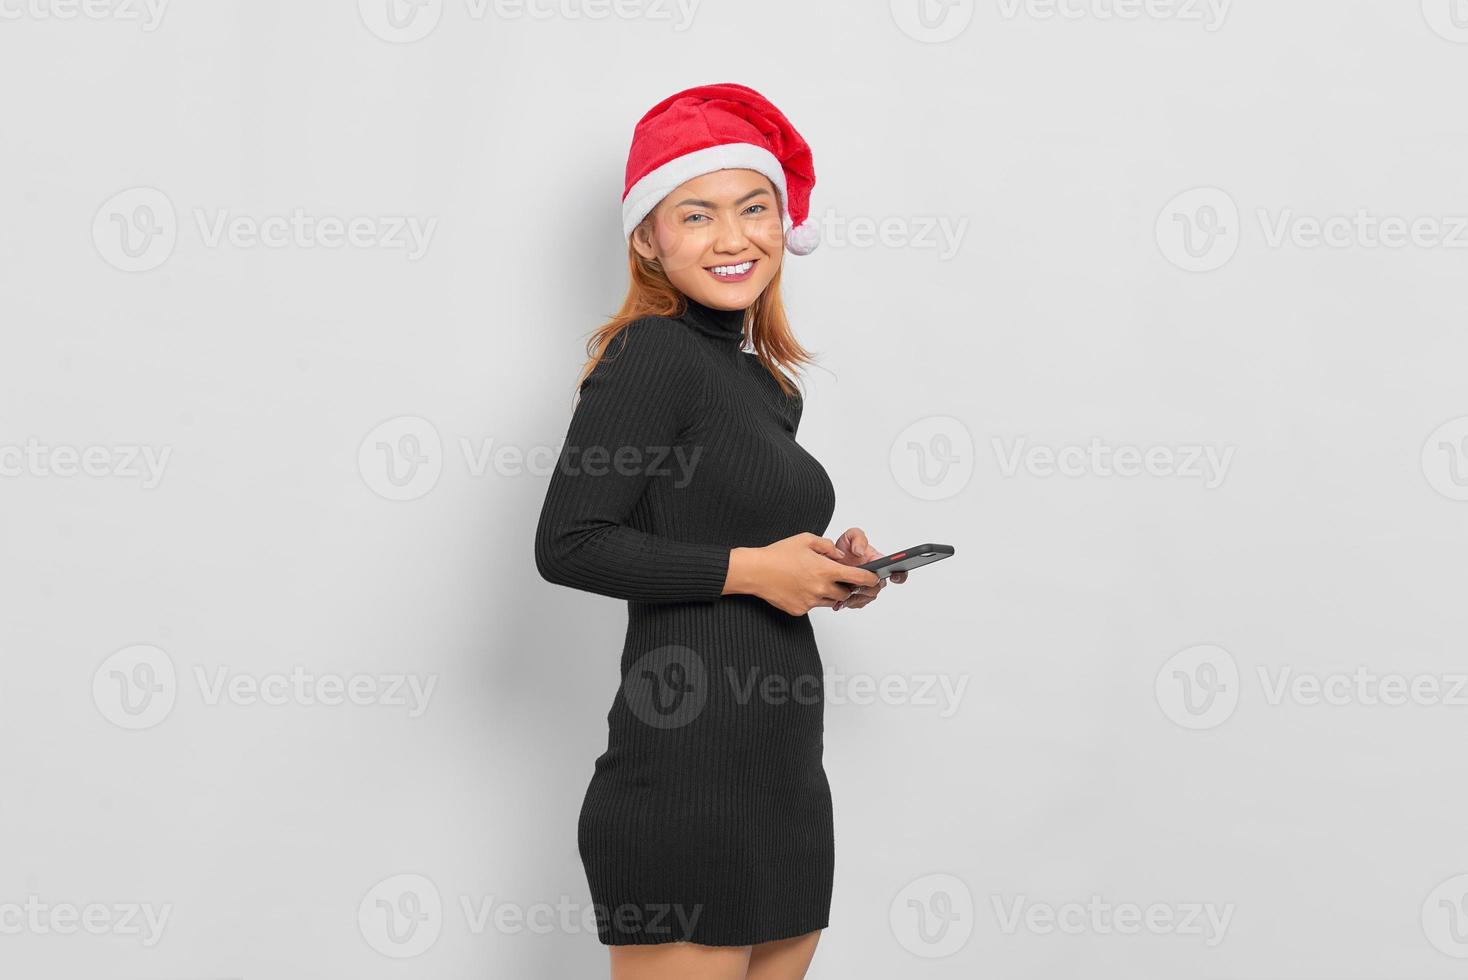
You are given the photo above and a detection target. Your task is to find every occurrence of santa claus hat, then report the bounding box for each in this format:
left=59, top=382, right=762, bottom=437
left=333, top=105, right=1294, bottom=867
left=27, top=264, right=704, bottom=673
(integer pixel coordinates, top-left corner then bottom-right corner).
left=622, top=82, right=820, bottom=255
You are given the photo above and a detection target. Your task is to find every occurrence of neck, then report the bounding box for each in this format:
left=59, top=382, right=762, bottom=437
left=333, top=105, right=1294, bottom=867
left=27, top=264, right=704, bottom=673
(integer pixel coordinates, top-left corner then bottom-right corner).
left=681, top=295, right=748, bottom=347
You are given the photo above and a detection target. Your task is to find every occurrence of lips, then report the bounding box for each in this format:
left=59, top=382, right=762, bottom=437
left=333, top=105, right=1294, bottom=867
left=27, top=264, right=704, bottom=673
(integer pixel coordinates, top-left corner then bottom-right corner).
left=705, top=259, right=757, bottom=283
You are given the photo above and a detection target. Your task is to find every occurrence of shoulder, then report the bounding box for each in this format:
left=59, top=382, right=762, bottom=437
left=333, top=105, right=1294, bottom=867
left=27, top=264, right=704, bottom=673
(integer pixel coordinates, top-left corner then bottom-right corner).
left=605, top=316, right=701, bottom=362
left=579, top=317, right=708, bottom=413
left=584, top=317, right=699, bottom=383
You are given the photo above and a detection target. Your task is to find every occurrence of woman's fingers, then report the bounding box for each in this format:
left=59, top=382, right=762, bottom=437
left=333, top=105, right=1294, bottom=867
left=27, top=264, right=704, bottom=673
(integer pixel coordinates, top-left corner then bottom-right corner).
left=834, top=527, right=873, bottom=563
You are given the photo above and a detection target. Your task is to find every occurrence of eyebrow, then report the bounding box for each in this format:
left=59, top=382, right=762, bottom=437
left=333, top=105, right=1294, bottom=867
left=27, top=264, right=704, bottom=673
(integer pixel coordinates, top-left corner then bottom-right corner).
left=671, top=188, right=773, bottom=208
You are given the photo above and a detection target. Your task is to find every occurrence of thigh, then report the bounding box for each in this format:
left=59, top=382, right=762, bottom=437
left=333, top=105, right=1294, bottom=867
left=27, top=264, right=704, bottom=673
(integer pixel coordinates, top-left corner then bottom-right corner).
left=744, top=929, right=822, bottom=980
left=609, top=941, right=751, bottom=980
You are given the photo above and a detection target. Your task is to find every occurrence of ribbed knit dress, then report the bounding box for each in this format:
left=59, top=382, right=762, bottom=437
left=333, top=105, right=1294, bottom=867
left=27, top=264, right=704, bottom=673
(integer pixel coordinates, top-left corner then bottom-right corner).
left=534, top=295, right=837, bottom=947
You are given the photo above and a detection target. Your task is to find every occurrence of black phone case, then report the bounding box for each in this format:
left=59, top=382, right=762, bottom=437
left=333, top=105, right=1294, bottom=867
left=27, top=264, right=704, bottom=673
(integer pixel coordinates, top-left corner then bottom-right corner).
left=854, top=543, right=954, bottom=580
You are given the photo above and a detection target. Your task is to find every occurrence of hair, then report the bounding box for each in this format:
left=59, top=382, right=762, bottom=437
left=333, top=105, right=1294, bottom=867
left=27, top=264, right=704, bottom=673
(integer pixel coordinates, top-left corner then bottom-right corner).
left=573, top=225, right=815, bottom=403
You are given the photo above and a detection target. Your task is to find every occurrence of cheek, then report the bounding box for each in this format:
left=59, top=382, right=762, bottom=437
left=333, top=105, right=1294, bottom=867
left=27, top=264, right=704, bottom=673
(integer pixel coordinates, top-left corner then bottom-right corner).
left=654, top=220, right=707, bottom=275
left=749, top=215, right=784, bottom=252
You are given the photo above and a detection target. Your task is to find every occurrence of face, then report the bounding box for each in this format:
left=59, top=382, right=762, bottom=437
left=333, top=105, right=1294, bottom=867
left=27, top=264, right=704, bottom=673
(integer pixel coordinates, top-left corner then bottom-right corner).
left=630, top=168, right=784, bottom=310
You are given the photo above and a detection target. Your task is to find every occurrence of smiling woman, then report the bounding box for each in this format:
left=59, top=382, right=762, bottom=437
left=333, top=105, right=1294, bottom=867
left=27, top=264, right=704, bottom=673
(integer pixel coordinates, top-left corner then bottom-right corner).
left=535, top=83, right=901, bottom=980
left=638, top=171, right=781, bottom=301
left=575, top=81, right=822, bottom=398
left=575, top=163, right=809, bottom=402
left=663, top=181, right=777, bottom=284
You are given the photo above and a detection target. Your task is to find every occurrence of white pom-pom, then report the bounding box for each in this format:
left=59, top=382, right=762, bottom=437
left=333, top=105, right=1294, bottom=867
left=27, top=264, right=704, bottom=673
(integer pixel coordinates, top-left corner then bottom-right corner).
left=785, top=219, right=820, bottom=255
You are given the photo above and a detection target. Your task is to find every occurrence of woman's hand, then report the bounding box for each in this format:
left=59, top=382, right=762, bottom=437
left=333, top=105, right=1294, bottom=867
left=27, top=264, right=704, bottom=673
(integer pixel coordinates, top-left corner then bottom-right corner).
left=828, top=527, right=906, bottom=611
left=726, top=533, right=880, bottom=616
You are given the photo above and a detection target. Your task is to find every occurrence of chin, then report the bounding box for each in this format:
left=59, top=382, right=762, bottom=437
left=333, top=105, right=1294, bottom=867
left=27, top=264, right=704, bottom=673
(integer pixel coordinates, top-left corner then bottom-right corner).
left=717, top=273, right=776, bottom=307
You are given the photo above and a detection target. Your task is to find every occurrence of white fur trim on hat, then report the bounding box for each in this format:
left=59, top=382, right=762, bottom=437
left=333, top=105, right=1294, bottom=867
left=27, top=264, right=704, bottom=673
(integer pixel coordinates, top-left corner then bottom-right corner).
left=622, top=142, right=789, bottom=239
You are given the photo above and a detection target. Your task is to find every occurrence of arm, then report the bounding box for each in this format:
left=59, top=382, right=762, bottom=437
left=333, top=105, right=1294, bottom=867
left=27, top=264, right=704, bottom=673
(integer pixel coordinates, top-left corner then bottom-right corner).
left=534, top=318, right=732, bottom=603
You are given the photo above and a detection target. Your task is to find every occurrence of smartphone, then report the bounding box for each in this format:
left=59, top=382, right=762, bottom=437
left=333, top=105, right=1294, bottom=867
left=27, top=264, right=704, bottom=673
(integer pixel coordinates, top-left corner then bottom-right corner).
left=850, top=543, right=954, bottom=580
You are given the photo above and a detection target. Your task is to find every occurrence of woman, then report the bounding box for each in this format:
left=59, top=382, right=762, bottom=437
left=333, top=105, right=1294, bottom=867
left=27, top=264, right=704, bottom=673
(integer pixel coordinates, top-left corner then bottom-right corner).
left=534, top=82, right=908, bottom=980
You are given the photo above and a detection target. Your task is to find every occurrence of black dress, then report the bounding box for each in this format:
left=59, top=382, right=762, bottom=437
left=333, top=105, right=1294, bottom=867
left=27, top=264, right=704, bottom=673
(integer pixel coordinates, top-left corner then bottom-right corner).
left=534, top=296, right=838, bottom=946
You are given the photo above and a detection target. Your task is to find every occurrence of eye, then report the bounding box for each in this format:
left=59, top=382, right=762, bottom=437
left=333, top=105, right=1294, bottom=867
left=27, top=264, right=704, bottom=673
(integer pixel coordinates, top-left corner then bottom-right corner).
left=684, top=213, right=711, bottom=224
left=744, top=204, right=767, bottom=215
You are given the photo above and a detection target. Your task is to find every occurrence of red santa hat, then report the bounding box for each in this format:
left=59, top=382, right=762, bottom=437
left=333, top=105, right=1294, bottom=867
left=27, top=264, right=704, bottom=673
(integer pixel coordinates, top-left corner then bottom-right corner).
left=622, top=82, right=820, bottom=255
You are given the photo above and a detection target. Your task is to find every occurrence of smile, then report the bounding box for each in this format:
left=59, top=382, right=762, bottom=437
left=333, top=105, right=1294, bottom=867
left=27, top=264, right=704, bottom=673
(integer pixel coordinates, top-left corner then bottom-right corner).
left=705, top=259, right=757, bottom=282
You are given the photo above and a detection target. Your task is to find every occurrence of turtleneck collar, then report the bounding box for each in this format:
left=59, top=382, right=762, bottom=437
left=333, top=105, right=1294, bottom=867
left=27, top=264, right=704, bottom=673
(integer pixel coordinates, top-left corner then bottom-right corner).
left=680, top=295, right=748, bottom=348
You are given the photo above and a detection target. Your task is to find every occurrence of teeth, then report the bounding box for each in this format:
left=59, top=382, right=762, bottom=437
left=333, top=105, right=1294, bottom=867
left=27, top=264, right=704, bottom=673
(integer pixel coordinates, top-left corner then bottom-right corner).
left=711, top=261, right=753, bottom=276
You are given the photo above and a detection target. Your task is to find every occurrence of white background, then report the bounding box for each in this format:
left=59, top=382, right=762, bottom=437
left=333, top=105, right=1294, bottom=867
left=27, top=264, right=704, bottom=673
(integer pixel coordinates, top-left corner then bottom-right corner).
left=4, top=0, right=1468, bottom=976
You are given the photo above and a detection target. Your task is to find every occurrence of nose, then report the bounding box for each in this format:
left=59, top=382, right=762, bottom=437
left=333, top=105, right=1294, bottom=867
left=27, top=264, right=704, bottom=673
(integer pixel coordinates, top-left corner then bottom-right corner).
left=713, top=211, right=749, bottom=253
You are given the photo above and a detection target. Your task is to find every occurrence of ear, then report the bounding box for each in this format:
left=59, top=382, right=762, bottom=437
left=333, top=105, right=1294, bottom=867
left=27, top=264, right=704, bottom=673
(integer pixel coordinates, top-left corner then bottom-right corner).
left=629, top=218, right=659, bottom=262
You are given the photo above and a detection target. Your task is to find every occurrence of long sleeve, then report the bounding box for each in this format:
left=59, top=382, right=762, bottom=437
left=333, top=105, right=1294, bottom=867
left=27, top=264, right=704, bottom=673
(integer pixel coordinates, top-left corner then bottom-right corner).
left=534, top=317, right=732, bottom=603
